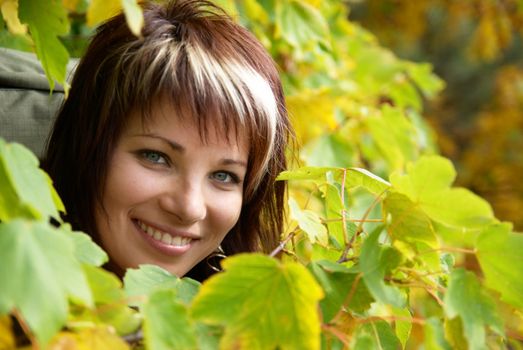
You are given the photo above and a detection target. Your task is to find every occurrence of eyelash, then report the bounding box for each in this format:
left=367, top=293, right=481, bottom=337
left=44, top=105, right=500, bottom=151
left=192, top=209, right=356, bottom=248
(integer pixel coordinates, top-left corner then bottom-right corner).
left=211, top=171, right=241, bottom=185
left=136, top=149, right=242, bottom=185
left=138, top=149, right=169, bottom=165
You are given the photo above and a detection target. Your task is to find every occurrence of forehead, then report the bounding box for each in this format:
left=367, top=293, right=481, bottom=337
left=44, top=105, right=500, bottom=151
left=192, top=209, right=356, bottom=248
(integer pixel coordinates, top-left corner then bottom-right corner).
left=124, top=97, right=250, bottom=151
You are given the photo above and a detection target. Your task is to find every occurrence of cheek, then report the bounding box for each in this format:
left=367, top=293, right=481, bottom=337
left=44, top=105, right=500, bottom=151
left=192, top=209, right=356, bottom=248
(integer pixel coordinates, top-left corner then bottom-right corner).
left=212, top=193, right=244, bottom=235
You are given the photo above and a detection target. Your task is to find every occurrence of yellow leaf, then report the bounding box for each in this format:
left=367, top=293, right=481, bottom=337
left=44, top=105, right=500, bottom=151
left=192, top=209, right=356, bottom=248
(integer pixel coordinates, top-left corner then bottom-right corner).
left=50, top=327, right=130, bottom=350
left=121, top=0, right=143, bottom=37
left=87, top=0, right=122, bottom=27
left=286, top=89, right=338, bottom=145
left=62, top=0, right=79, bottom=12
left=0, top=315, right=15, bottom=349
left=87, top=0, right=143, bottom=36
left=1, top=0, right=27, bottom=35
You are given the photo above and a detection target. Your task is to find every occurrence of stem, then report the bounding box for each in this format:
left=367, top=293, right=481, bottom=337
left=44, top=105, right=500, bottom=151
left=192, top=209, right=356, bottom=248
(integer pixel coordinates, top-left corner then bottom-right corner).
left=331, top=273, right=363, bottom=324
left=322, top=324, right=351, bottom=347
left=12, top=309, right=37, bottom=349
left=341, top=168, right=349, bottom=247
left=337, top=188, right=388, bottom=263
left=356, top=315, right=426, bottom=326
left=269, top=229, right=297, bottom=257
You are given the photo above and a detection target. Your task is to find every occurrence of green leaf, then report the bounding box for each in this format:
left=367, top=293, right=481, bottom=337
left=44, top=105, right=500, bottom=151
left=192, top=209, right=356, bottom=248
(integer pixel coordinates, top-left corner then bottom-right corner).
left=423, top=317, right=452, bottom=350
left=359, top=228, right=406, bottom=308
left=365, top=106, right=419, bottom=171
left=390, top=155, right=495, bottom=229
left=301, top=133, right=356, bottom=168
left=82, top=265, right=141, bottom=335
left=352, top=321, right=402, bottom=350
left=278, top=166, right=390, bottom=195
left=18, top=0, right=70, bottom=90
left=324, top=182, right=355, bottom=247
left=289, top=197, right=328, bottom=245
left=143, top=289, right=197, bottom=350
left=65, top=226, right=108, bottom=266
left=443, top=268, right=504, bottom=350
left=384, top=192, right=437, bottom=248
left=0, top=220, right=91, bottom=346
left=309, top=260, right=373, bottom=322
left=344, top=167, right=391, bottom=195
left=124, top=264, right=200, bottom=307
left=0, top=139, right=63, bottom=221
left=476, top=223, right=523, bottom=308
left=391, top=306, right=412, bottom=349
left=191, top=254, right=324, bottom=350
left=278, top=0, right=329, bottom=49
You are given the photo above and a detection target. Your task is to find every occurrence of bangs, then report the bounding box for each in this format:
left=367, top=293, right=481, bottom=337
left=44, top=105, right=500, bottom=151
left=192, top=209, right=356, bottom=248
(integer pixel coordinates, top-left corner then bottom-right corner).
left=112, top=2, right=280, bottom=195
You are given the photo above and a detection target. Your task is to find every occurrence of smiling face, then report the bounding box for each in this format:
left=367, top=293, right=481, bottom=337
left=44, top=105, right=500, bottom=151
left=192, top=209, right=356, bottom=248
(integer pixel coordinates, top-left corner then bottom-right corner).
left=95, top=100, right=249, bottom=277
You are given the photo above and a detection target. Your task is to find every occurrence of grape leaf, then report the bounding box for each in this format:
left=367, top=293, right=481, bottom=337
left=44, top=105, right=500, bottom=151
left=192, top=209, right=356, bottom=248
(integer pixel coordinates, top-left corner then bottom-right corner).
left=476, top=223, right=523, bottom=308
left=143, top=289, right=197, bottom=350
left=191, top=254, right=324, bottom=350
left=278, top=166, right=390, bottom=195
left=390, top=155, right=495, bottom=228
left=1, top=0, right=27, bottom=34
left=365, top=105, right=418, bottom=171
left=443, top=268, right=504, bottom=350
left=383, top=192, right=437, bottom=247
left=65, top=226, right=108, bottom=267
left=0, top=315, right=15, bottom=349
left=391, top=306, right=412, bottom=349
left=301, top=133, right=357, bottom=168
left=87, top=0, right=121, bottom=27
left=289, top=197, right=328, bottom=245
left=49, top=327, right=130, bottom=349
left=18, top=0, right=70, bottom=90
left=122, top=0, right=143, bottom=36
left=360, top=228, right=406, bottom=308
left=352, top=321, right=401, bottom=350
left=278, top=0, right=329, bottom=49
left=0, top=140, right=63, bottom=221
left=423, top=317, right=452, bottom=350
left=81, top=265, right=141, bottom=336
left=0, top=220, right=92, bottom=346
left=124, top=264, right=200, bottom=307
left=309, top=260, right=373, bottom=322
left=87, top=0, right=143, bottom=36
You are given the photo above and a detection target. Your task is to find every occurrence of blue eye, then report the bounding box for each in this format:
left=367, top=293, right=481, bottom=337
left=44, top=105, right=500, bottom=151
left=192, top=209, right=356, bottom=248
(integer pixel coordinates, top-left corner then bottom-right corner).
left=141, top=150, right=167, bottom=164
left=212, top=171, right=239, bottom=184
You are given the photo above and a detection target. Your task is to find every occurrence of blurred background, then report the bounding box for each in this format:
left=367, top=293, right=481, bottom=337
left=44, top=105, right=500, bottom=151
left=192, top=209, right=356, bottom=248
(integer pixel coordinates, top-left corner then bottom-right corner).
left=348, top=0, right=523, bottom=230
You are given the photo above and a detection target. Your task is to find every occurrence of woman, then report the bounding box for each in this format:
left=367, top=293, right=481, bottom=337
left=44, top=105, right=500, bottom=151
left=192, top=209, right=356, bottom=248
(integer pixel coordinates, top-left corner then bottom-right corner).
left=43, top=0, right=292, bottom=281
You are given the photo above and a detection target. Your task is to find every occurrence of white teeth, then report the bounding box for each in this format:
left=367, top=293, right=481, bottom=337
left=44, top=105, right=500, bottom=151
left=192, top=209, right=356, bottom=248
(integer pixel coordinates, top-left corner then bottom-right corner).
left=161, top=233, right=172, bottom=244
left=138, top=221, right=192, bottom=247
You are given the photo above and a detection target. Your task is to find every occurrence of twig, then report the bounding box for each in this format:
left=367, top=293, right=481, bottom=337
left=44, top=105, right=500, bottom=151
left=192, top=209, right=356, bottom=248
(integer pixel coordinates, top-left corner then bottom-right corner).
left=356, top=315, right=426, bottom=326
left=322, top=323, right=351, bottom=348
left=12, top=309, right=37, bottom=349
left=269, top=229, right=298, bottom=257
left=341, top=168, right=349, bottom=246
left=337, top=188, right=389, bottom=263
left=331, top=273, right=363, bottom=324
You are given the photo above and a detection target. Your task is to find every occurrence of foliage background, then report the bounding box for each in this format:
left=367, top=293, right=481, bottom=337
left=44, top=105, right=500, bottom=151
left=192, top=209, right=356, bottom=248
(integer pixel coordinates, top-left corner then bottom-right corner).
left=1, top=0, right=523, bottom=349
left=348, top=0, right=523, bottom=230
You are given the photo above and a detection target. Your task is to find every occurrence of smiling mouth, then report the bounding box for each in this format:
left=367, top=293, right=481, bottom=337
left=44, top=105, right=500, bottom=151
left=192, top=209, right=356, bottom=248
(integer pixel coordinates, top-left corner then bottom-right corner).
left=137, top=220, right=193, bottom=247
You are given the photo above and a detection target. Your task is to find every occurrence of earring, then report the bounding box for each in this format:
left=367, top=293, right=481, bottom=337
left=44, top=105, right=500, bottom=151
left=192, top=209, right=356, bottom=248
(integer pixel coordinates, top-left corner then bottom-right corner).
left=206, top=245, right=227, bottom=272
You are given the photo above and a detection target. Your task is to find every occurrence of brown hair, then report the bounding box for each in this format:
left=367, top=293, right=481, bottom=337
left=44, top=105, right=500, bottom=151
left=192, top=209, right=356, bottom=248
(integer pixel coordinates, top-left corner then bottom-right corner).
left=43, top=0, right=292, bottom=280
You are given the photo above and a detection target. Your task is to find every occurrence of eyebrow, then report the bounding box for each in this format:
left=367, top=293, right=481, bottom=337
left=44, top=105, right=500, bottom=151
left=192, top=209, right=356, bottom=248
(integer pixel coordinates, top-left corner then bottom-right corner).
left=133, top=133, right=248, bottom=168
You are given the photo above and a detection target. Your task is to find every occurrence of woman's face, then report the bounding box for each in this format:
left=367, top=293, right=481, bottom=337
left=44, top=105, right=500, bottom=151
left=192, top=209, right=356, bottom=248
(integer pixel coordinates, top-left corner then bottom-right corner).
left=95, top=100, right=248, bottom=277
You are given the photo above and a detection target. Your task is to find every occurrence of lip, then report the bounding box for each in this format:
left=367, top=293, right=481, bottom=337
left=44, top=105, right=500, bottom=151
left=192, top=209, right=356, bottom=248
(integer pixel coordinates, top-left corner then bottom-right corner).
left=132, top=219, right=197, bottom=256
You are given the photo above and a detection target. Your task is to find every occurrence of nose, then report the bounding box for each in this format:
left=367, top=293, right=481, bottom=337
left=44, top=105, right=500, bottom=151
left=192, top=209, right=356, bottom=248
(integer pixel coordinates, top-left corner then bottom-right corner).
left=159, top=179, right=207, bottom=224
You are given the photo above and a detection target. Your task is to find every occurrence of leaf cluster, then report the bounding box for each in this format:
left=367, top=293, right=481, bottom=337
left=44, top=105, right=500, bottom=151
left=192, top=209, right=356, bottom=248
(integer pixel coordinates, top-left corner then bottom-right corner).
left=1, top=0, right=523, bottom=349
